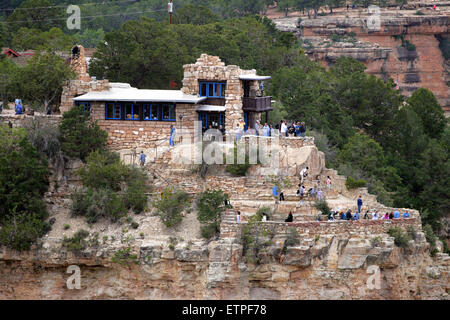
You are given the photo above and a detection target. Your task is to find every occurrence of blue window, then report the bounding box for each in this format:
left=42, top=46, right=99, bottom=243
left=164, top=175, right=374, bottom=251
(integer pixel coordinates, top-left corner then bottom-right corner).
left=199, top=82, right=226, bottom=98
left=125, top=103, right=140, bottom=120
left=106, top=103, right=122, bottom=120
left=76, top=101, right=91, bottom=113
left=162, top=104, right=176, bottom=121
left=143, top=104, right=159, bottom=121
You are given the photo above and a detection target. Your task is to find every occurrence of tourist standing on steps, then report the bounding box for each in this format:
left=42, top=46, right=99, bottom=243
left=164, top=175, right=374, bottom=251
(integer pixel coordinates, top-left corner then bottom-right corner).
left=326, top=176, right=332, bottom=190
left=169, top=125, right=176, bottom=146
left=300, top=166, right=309, bottom=184
left=236, top=211, right=241, bottom=223
left=255, top=120, right=260, bottom=136
left=357, top=195, right=363, bottom=213
left=317, top=189, right=323, bottom=201
left=297, top=184, right=305, bottom=204
left=139, top=151, right=146, bottom=167
left=262, top=213, right=267, bottom=222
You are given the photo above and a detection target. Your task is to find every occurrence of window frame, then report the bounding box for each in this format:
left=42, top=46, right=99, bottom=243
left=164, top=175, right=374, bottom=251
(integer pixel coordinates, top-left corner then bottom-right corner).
left=143, top=104, right=160, bottom=121
left=105, top=102, right=122, bottom=120
left=161, top=103, right=176, bottom=122
left=125, top=103, right=140, bottom=121
left=199, top=81, right=226, bottom=98
left=76, top=101, right=91, bottom=113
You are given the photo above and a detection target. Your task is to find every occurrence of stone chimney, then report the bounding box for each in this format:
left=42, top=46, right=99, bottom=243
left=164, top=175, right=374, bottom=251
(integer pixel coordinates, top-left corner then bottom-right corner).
left=70, top=44, right=91, bottom=82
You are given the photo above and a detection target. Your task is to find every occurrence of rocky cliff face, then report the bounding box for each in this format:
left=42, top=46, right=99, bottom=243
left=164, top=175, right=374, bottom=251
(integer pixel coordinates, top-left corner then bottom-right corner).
left=0, top=133, right=448, bottom=300
left=273, top=7, right=449, bottom=114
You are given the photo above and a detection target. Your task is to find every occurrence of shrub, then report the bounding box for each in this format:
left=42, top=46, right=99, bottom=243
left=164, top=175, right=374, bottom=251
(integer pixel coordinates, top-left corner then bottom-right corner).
left=124, top=166, right=149, bottom=214
left=346, top=176, right=367, bottom=189
left=23, top=117, right=62, bottom=161
left=200, top=222, right=219, bottom=240
left=64, top=224, right=70, bottom=230
left=415, top=10, right=424, bottom=15
left=314, top=200, right=331, bottom=216
left=153, top=188, right=191, bottom=228
left=241, top=215, right=274, bottom=264
left=78, top=151, right=128, bottom=192
left=225, top=144, right=252, bottom=177
left=387, top=227, right=410, bottom=248
left=285, top=227, right=300, bottom=247
left=197, top=189, right=228, bottom=239
left=405, top=40, right=416, bottom=51
left=62, top=229, right=90, bottom=253
left=111, top=247, right=139, bottom=265
left=407, top=226, right=418, bottom=241
left=256, top=207, right=271, bottom=220
left=423, top=224, right=438, bottom=255
left=71, top=188, right=127, bottom=223
left=0, top=211, right=51, bottom=251
left=59, top=105, right=107, bottom=162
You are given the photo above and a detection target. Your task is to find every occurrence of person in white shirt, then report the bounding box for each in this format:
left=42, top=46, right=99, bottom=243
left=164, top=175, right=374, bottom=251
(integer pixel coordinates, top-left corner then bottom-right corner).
left=262, top=213, right=267, bottom=222
left=281, top=120, right=288, bottom=137
left=372, top=212, right=379, bottom=220
left=300, top=166, right=309, bottom=184
left=236, top=211, right=241, bottom=223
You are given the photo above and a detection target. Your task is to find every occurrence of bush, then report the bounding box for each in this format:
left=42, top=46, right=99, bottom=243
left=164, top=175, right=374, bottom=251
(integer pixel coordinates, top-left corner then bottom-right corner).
left=285, top=227, right=300, bottom=247
left=415, top=10, right=424, bottom=15
left=241, top=215, right=274, bottom=264
left=62, top=229, right=90, bottom=253
left=111, top=247, right=139, bottom=265
left=78, top=151, right=128, bottom=191
left=71, top=188, right=127, bottom=223
left=346, top=176, right=367, bottom=189
left=0, top=125, right=50, bottom=250
left=387, top=227, right=411, bottom=248
left=23, top=117, right=62, bottom=161
left=0, top=211, right=51, bottom=251
left=314, top=200, right=331, bottom=216
left=405, top=40, right=416, bottom=51
left=60, top=105, right=107, bottom=162
left=256, top=207, right=271, bottom=220
left=200, top=222, right=219, bottom=240
left=423, top=224, right=438, bottom=254
left=225, top=144, right=252, bottom=177
left=124, top=166, right=149, bottom=214
left=153, top=188, right=191, bottom=228
left=197, top=189, right=228, bottom=239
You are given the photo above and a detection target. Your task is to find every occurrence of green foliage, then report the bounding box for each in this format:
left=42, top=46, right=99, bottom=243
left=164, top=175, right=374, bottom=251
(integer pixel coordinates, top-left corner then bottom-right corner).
left=78, top=151, right=128, bottom=191
left=345, top=176, right=367, bottom=190
left=64, top=224, right=70, bottom=230
left=387, top=227, right=411, bottom=248
left=407, top=88, right=447, bottom=140
left=314, top=199, right=331, bottom=216
left=415, top=10, right=425, bottom=16
left=60, top=105, right=108, bottom=162
left=0, top=125, right=49, bottom=222
left=71, top=187, right=127, bottom=224
left=225, top=143, right=252, bottom=176
left=0, top=211, right=51, bottom=251
left=111, top=247, right=139, bottom=265
left=8, top=51, right=74, bottom=111
left=7, top=0, right=64, bottom=31
left=241, top=215, right=274, bottom=264
left=423, top=224, right=438, bottom=254
left=437, top=36, right=450, bottom=60
left=125, top=167, right=149, bottom=214
left=23, top=118, right=62, bottom=160
left=12, top=27, right=74, bottom=51
left=73, top=28, right=105, bottom=48
left=197, top=189, right=228, bottom=239
left=285, top=227, right=300, bottom=247
left=173, top=4, right=219, bottom=25
left=153, top=188, right=191, bottom=228
left=62, top=229, right=90, bottom=253
left=256, top=207, right=271, bottom=220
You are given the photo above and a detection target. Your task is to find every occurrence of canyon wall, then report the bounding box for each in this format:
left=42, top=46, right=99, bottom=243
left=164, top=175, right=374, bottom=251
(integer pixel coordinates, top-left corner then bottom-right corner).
left=274, top=10, right=449, bottom=113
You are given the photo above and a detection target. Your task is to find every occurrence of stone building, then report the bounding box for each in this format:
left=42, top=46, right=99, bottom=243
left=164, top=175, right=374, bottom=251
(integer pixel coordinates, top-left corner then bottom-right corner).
left=62, top=46, right=273, bottom=150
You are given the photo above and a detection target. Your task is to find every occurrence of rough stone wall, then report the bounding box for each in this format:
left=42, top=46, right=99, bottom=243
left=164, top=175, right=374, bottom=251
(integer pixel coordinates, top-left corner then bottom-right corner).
left=90, top=102, right=196, bottom=151
left=181, top=54, right=260, bottom=132
left=0, top=114, right=62, bottom=128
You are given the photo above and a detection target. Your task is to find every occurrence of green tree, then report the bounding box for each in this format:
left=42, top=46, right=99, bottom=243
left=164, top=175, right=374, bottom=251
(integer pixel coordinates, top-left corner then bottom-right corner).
left=277, top=0, right=295, bottom=17
left=73, top=28, right=105, bottom=48
left=59, top=105, right=108, bottom=162
left=326, top=0, right=345, bottom=13
left=407, top=88, right=447, bottom=140
left=12, top=27, right=74, bottom=51
left=173, top=4, right=219, bottom=25
left=7, top=0, right=64, bottom=31
left=0, top=125, right=50, bottom=250
left=196, top=189, right=229, bottom=238
left=9, top=51, right=74, bottom=110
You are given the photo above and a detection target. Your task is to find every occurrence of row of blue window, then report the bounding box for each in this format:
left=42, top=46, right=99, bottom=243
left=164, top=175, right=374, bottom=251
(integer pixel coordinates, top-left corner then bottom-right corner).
left=76, top=102, right=91, bottom=113
left=200, top=82, right=226, bottom=98
left=105, top=103, right=176, bottom=121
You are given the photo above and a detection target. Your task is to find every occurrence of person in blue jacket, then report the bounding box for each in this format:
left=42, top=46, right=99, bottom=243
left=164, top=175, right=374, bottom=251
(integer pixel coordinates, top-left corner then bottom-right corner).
left=15, top=99, right=23, bottom=115
left=169, top=125, right=176, bottom=146
left=357, top=195, right=363, bottom=213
